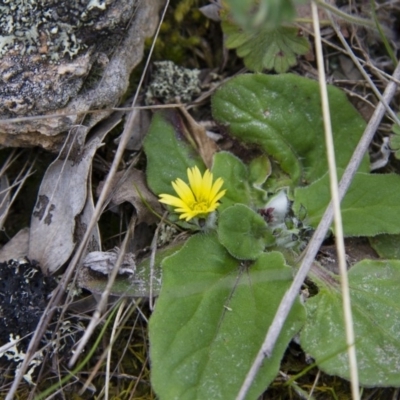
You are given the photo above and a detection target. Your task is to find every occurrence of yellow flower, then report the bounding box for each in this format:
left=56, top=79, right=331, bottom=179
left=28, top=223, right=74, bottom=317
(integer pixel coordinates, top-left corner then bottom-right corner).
left=159, top=166, right=226, bottom=221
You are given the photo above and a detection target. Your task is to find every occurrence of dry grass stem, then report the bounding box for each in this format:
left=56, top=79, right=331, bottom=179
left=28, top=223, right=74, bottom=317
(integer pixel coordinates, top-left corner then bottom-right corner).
left=311, top=2, right=359, bottom=398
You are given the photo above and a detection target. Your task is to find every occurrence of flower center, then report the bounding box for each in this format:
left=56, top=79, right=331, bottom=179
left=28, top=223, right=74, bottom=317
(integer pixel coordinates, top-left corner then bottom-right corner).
left=192, top=201, right=209, bottom=212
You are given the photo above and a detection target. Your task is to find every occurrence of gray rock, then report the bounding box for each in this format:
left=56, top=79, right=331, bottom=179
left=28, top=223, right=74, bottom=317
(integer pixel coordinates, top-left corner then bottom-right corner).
left=0, top=0, right=163, bottom=150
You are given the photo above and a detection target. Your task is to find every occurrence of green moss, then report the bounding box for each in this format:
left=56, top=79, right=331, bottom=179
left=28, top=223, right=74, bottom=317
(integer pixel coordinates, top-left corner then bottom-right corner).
left=148, top=0, right=215, bottom=67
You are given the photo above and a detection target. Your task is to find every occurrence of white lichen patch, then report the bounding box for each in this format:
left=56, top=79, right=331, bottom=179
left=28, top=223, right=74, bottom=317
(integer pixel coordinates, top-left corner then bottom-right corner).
left=0, top=0, right=110, bottom=60
left=0, top=334, right=24, bottom=362
left=157, top=223, right=179, bottom=247
left=0, top=334, right=44, bottom=385
left=146, top=61, right=201, bottom=105
left=86, top=0, right=107, bottom=12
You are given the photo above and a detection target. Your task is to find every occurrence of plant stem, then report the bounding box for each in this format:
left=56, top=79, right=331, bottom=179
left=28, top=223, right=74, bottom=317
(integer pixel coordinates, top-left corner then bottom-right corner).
left=315, top=0, right=376, bottom=30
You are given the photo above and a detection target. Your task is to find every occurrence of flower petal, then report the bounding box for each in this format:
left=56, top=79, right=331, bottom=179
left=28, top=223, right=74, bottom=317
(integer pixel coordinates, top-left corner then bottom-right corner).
left=187, top=166, right=203, bottom=200
left=211, top=189, right=226, bottom=205
left=201, top=170, right=213, bottom=201
left=159, top=194, right=187, bottom=208
left=172, top=179, right=195, bottom=204
left=209, top=177, right=225, bottom=203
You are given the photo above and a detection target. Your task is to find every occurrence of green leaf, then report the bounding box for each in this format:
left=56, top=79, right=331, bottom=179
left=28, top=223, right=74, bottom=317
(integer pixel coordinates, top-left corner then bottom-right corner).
left=248, top=154, right=272, bottom=205
left=369, top=234, right=400, bottom=259
left=143, top=111, right=205, bottom=195
left=212, top=74, right=369, bottom=185
left=218, top=204, right=275, bottom=260
left=389, top=134, right=400, bottom=160
left=393, top=119, right=400, bottom=135
left=301, top=260, right=400, bottom=386
left=212, top=151, right=252, bottom=210
left=248, top=154, right=271, bottom=187
left=222, top=23, right=310, bottom=73
left=212, top=151, right=269, bottom=210
left=149, top=234, right=306, bottom=399
left=389, top=117, right=400, bottom=159
left=294, top=172, right=400, bottom=236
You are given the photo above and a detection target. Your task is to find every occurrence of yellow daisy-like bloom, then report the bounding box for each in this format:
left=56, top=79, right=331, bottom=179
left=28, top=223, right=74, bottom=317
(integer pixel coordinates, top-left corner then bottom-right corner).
left=159, top=166, right=226, bottom=221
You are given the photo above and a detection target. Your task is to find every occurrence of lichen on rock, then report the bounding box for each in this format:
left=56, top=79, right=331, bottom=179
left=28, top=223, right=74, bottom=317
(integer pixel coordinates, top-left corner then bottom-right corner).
left=146, top=60, right=201, bottom=105
left=0, top=0, right=136, bottom=60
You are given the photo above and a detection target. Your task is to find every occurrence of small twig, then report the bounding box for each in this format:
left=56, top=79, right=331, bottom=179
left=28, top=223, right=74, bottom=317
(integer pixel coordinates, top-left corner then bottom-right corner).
left=149, top=212, right=168, bottom=310
left=235, top=29, right=400, bottom=400
left=315, top=0, right=378, bottom=30
left=105, top=299, right=127, bottom=400
left=298, top=22, right=399, bottom=87
left=328, top=10, right=400, bottom=128
left=308, top=369, right=320, bottom=400
left=369, top=0, right=397, bottom=66
left=0, top=149, right=19, bottom=176
left=0, top=154, right=36, bottom=229
left=0, top=104, right=184, bottom=125
left=69, top=216, right=136, bottom=367
left=79, top=299, right=141, bottom=395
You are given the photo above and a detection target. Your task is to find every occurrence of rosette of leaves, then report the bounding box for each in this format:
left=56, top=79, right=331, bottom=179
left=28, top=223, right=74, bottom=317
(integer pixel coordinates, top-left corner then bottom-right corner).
left=144, top=108, right=306, bottom=398
left=146, top=73, right=400, bottom=398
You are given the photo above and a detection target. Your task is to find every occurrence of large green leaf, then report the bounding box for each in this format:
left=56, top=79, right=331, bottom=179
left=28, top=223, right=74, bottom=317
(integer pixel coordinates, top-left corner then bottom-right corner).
left=212, top=74, right=369, bottom=185
left=301, top=260, right=400, bottom=386
left=149, top=234, right=305, bottom=399
left=294, top=172, right=400, bottom=236
left=143, top=111, right=205, bottom=195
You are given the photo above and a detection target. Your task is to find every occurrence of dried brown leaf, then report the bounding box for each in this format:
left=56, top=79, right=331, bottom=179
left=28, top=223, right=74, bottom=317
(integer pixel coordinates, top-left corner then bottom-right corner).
left=97, top=168, right=162, bottom=225
left=28, top=126, right=104, bottom=274
left=0, top=228, right=29, bottom=262
left=179, top=106, right=218, bottom=169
